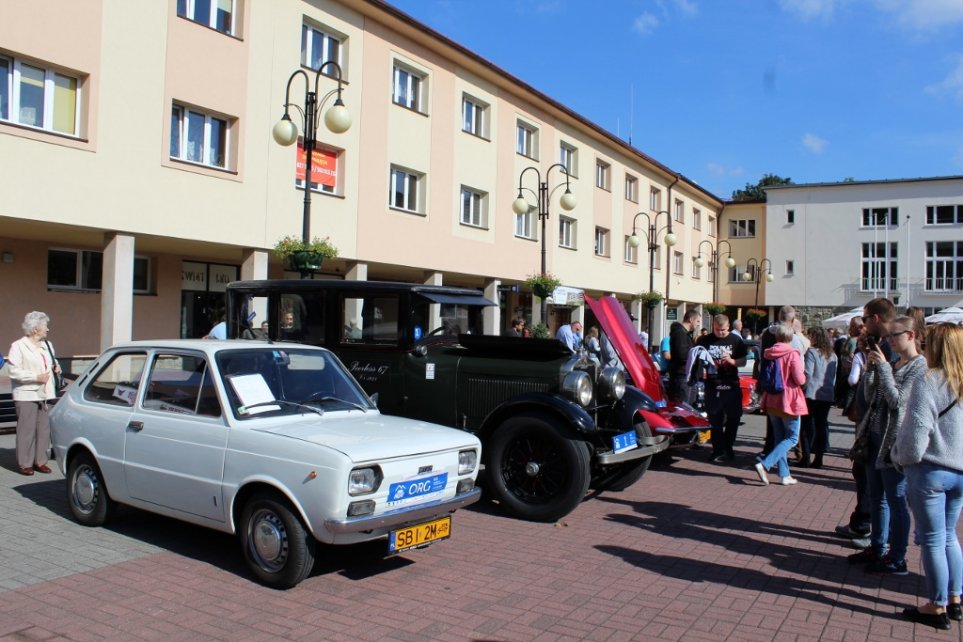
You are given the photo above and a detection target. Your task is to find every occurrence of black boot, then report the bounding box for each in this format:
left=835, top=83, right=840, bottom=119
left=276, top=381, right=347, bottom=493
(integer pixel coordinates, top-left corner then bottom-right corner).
left=798, top=454, right=811, bottom=468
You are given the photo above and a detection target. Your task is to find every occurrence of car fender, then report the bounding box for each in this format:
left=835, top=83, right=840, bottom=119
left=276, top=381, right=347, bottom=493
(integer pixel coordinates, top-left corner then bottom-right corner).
left=478, top=392, right=596, bottom=441
left=62, top=438, right=128, bottom=498
left=228, top=474, right=320, bottom=539
left=620, top=385, right=711, bottom=435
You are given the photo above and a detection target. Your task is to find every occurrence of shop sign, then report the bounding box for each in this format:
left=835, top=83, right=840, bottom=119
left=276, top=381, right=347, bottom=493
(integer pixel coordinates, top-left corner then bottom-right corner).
left=296, top=144, right=337, bottom=188
left=182, top=261, right=208, bottom=292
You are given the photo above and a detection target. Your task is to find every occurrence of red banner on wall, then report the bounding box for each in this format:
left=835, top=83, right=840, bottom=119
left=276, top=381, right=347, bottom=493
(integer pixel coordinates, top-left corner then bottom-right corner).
left=296, top=144, right=337, bottom=188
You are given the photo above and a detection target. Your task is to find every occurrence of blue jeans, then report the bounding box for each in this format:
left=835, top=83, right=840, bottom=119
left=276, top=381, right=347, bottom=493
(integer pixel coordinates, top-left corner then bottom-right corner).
left=905, top=463, right=963, bottom=607
left=759, top=414, right=799, bottom=478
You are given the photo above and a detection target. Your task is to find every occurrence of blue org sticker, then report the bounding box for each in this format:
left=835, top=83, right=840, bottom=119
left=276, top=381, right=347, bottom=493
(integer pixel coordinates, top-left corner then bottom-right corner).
left=413, top=326, right=423, bottom=341
left=387, top=473, right=448, bottom=503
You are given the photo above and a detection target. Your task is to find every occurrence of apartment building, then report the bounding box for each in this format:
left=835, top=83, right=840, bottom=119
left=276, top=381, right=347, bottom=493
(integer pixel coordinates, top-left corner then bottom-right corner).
left=764, top=177, right=963, bottom=321
left=0, top=0, right=724, bottom=356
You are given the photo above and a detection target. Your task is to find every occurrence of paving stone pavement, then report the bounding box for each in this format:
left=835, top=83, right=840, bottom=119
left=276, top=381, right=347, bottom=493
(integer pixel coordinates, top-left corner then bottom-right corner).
left=0, top=414, right=960, bottom=641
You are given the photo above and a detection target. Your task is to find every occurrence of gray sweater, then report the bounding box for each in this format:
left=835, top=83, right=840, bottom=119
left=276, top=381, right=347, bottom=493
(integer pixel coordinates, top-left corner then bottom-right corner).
left=892, top=370, right=963, bottom=473
left=803, top=348, right=837, bottom=401
left=863, top=355, right=927, bottom=469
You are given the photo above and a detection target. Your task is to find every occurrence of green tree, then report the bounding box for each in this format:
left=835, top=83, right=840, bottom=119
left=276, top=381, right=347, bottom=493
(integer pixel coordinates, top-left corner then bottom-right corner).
left=730, top=174, right=793, bottom=202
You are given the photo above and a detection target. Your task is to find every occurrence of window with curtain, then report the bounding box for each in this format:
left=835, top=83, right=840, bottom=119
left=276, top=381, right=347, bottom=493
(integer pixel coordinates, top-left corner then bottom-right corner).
left=0, top=54, right=81, bottom=136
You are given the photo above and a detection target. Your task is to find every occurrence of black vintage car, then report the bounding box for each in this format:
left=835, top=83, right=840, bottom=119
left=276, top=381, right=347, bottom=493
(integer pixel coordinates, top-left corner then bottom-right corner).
left=226, top=280, right=704, bottom=521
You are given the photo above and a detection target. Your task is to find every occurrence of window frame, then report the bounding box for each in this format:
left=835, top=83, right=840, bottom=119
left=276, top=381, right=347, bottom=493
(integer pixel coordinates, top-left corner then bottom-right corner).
left=389, top=165, right=424, bottom=214
left=594, top=227, right=609, bottom=257
left=861, top=207, right=898, bottom=228
left=516, top=120, right=538, bottom=159
left=860, top=241, right=898, bottom=292
left=392, top=62, right=426, bottom=113
left=649, top=188, right=662, bottom=212
left=624, top=236, right=638, bottom=263
left=787, top=209, right=795, bottom=224
left=728, top=219, right=756, bottom=238
left=170, top=103, right=230, bottom=170
left=459, top=186, right=488, bottom=229
left=47, top=247, right=152, bottom=294
left=558, top=216, right=576, bottom=249
left=786, top=260, right=795, bottom=276
left=176, top=0, right=236, bottom=36
left=595, top=159, right=610, bottom=191
left=0, top=54, right=82, bottom=137
left=462, top=94, right=489, bottom=139
left=925, top=241, right=963, bottom=292
left=925, top=205, right=963, bottom=226
left=300, top=21, right=344, bottom=77
left=625, top=175, right=638, bottom=202
left=514, top=207, right=535, bottom=240
left=692, top=209, right=702, bottom=231
left=559, top=142, right=578, bottom=178
left=674, top=200, right=685, bottom=224
left=708, top=215, right=716, bottom=238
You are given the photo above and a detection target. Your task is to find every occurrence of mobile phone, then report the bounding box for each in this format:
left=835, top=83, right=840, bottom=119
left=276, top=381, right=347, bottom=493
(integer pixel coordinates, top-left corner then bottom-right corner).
left=867, top=335, right=879, bottom=350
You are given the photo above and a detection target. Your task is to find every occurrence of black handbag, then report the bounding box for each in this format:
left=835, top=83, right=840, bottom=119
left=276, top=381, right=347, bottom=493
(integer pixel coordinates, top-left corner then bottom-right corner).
left=848, top=432, right=870, bottom=463
left=43, top=339, right=67, bottom=391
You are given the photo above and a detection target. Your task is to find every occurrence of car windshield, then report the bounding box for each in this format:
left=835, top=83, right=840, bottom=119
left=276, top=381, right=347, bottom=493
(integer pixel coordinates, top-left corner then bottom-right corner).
left=215, top=348, right=374, bottom=419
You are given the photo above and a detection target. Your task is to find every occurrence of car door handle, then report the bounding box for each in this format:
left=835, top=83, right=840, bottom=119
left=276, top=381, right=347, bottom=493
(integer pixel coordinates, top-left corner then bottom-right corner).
left=127, top=421, right=144, bottom=432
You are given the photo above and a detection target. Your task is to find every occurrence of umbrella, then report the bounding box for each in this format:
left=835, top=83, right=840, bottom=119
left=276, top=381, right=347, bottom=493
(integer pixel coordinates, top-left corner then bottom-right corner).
left=821, top=307, right=864, bottom=330
left=925, top=307, right=963, bottom=325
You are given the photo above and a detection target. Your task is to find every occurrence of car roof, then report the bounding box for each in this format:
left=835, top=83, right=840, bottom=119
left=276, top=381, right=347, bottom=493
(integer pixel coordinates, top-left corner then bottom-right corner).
left=103, top=339, right=326, bottom=354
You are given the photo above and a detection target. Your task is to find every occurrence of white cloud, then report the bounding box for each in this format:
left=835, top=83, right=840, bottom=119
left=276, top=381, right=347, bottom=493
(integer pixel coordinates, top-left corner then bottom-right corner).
left=633, top=12, right=660, bottom=36
left=707, top=162, right=745, bottom=177
left=926, top=56, right=963, bottom=102
left=802, top=133, right=828, bottom=154
left=875, top=0, right=963, bottom=30
left=778, top=0, right=841, bottom=20
left=673, top=0, right=699, bottom=17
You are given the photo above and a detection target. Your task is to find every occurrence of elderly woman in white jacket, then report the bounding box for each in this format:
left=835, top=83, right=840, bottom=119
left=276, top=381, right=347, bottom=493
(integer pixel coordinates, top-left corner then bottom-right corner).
left=7, top=311, right=60, bottom=476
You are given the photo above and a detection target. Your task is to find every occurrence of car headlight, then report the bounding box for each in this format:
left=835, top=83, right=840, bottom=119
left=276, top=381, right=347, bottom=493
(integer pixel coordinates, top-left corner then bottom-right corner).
left=597, top=367, right=626, bottom=402
left=348, top=466, right=383, bottom=496
left=458, top=449, right=478, bottom=474
left=562, top=371, right=593, bottom=407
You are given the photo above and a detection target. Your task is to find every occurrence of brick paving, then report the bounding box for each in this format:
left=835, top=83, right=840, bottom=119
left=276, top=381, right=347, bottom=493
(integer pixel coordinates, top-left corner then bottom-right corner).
left=0, top=413, right=959, bottom=641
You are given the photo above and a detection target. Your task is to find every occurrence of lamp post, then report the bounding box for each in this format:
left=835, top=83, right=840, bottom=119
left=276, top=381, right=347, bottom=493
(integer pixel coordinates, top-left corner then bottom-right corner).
left=512, top=164, right=576, bottom=321
left=742, top=257, right=774, bottom=307
left=272, top=61, right=351, bottom=275
left=627, top=211, right=676, bottom=346
left=694, top=239, right=735, bottom=304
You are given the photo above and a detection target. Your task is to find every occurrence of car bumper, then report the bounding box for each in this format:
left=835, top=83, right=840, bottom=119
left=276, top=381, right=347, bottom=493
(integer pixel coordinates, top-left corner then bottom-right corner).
left=324, top=487, right=482, bottom=534
left=596, top=434, right=669, bottom=465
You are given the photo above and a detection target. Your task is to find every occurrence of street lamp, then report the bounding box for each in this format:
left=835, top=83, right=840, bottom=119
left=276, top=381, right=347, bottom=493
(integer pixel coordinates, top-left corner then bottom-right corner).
left=272, top=61, right=351, bottom=271
left=627, top=211, right=675, bottom=346
left=512, top=164, right=576, bottom=320
left=742, top=257, right=774, bottom=306
left=694, top=239, right=735, bottom=304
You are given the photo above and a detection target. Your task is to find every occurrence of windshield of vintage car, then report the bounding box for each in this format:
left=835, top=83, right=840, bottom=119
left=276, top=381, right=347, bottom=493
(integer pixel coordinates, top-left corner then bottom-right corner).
left=216, top=348, right=374, bottom=419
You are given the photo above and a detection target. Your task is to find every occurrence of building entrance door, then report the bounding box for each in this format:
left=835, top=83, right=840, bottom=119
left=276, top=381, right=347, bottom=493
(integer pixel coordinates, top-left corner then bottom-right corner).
left=181, top=261, right=238, bottom=338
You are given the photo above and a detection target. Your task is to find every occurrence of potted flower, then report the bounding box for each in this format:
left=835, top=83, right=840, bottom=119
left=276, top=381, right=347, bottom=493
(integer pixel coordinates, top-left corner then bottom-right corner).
left=530, top=321, right=551, bottom=339
left=524, top=272, right=561, bottom=300
left=634, top=291, right=664, bottom=309
left=705, top=303, right=727, bottom=316
left=274, top=235, right=339, bottom=273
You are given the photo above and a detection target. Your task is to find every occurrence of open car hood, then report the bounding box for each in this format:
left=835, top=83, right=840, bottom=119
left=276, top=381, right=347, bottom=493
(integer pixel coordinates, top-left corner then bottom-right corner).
left=584, top=294, right=664, bottom=402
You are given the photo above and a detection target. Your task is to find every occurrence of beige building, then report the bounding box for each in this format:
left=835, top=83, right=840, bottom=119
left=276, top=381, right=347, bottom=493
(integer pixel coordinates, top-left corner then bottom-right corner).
left=0, top=0, right=731, bottom=357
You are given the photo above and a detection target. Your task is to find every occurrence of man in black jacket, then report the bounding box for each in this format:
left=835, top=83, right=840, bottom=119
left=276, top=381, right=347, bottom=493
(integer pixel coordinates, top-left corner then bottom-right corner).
left=666, top=309, right=700, bottom=404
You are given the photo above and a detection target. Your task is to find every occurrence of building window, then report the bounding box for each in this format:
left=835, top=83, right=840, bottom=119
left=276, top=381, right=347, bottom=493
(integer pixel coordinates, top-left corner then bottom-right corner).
left=515, top=207, right=534, bottom=239
left=861, top=207, right=898, bottom=227
left=787, top=209, right=795, bottom=224
left=295, top=144, right=341, bottom=195
left=692, top=209, right=702, bottom=230
left=392, top=63, right=425, bottom=112
left=861, top=242, right=898, bottom=292
left=595, top=160, right=610, bottom=190
left=650, top=187, right=661, bottom=212
left=728, top=265, right=747, bottom=283
left=170, top=104, right=229, bottom=169
left=925, top=241, right=963, bottom=291
left=925, top=205, right=963, bottom=225
left=559, top=216, right=576, bottom=249
left=708, top=215, right=716, bottom=238
left=673, top=251, right=684, bottom=275
left=389, top=166, right=423, bottom=214
left=516, top=120, right=538, bottom=159
left=301, top=23, right=343, bottom=76
left=786, top=260, right=795, bottom=276
left=176, top=0, right=235, bottom=35
left=625, top=175, right=638, bottom=202
left=674, top=200, right=685, bottom=224
left=595, top=227, right=609, bottom=256
left=560, top=142, right=577, bottom=177
left=460, top=186, right=487, bottom=228
left=729, top=219, right=756, bottom=238
left=692, top=259, right=701, bottom=280
left=0, top=55, right=81, bottom=136
left=462, top=95, right=488, bottom=138
left=653, top=245, right=662, bottom=269
left=624, top=236, right=638, bottom=263
left=47, top=248, right=151, bottom=293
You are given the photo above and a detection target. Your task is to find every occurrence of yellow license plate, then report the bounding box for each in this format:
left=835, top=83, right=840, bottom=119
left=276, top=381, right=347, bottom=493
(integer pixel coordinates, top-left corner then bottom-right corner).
left=388, top=516, right=451, bottom=553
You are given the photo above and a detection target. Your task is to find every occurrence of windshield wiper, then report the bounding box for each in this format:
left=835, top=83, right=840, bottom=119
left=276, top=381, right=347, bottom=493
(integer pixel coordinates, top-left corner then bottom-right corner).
left=238, top=399, right=324, bottom=416
left=300, top=395, right=368, bottom=413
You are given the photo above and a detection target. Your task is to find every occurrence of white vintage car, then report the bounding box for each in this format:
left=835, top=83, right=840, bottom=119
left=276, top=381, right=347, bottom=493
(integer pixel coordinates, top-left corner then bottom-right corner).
left=49, top=340, right=481, bottom=589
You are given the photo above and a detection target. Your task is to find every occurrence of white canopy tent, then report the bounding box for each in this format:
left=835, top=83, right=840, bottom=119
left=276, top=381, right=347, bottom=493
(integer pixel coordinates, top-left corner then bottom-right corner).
left=821, top=307, right=864, bottom=331
left=925, top=307, right=963, bottom=325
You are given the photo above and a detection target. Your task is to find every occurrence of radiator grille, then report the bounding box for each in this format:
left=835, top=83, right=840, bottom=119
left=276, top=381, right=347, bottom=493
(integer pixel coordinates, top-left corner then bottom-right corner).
left=464, top=376, right=551, bottom=424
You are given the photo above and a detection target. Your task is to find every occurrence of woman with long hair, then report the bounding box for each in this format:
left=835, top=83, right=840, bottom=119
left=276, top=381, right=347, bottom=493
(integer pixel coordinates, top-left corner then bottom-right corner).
left=800, top=326, right=837, bottom=468
left=893, top=323, right=963, bottom=630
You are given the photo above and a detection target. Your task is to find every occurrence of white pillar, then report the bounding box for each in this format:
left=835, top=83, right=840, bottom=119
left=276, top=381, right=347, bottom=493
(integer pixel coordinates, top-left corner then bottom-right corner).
left=241, top=249, right=268, bottom=280
left=344, top=262, right=368, bottom=332
left=483, top=279, right=500, bottom=336
left=100, top=233, right=135, bottom=351
left=423, top=271, right=443, bottom=332
left=345, top=261, right=367, bottom=281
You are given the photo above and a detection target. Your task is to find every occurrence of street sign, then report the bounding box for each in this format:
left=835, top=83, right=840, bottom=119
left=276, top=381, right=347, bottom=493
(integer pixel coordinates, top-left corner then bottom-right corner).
left=666, top=308, right=678, bottom=321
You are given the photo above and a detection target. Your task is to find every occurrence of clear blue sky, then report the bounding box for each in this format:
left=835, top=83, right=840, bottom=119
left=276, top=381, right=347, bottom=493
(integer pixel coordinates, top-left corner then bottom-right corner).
left=387, top=0, right=963, bottom=200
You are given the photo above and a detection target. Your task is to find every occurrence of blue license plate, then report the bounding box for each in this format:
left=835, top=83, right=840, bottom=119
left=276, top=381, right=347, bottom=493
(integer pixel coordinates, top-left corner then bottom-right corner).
left=387, top=472, right=448, bottom=504
left=612, top=430, right=638, bottom=454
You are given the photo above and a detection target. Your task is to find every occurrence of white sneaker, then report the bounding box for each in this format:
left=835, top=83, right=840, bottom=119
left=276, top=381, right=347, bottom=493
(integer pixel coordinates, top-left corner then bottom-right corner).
left=754, top=462, right=769, bottom=485
left=780, top=476, right=798, bottom=485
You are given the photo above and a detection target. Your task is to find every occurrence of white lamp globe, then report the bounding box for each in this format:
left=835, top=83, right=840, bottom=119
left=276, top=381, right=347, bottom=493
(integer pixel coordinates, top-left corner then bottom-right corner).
left=725, top=257, right=737, bottom=269
left=694, top=256, right=705, bottom=268
left=512, top=197, right=530, bottom=216
left=559, top=191, right=576, bottom=211
left=272, top=118, right=299, bottom=146
left=742, top=271, right=752, bottom=281
left=628, top=235, right=641, bottom=248
left=324, top=103, right=351, bottom=134
left=664, top=233, right=677, bottom=247
left=766, top=272, right=775, bottom=282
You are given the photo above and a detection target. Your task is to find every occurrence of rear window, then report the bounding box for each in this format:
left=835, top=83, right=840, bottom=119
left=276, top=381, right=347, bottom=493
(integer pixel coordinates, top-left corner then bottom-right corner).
left=83, top=352, right=148, bottom=406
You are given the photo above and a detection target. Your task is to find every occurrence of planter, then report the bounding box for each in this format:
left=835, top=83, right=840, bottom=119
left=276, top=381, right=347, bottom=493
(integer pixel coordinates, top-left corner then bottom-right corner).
left=532, top=284, right=554, bottom=299
left=287, top=251, right=324, bottom=273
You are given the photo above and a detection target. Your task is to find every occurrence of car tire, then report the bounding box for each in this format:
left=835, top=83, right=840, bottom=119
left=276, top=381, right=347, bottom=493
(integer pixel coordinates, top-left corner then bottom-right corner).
left=487, top=414, right=591, bottom=522
left=592, top=421, right=653, bottom=492
left=66, top=451, right=116, bottom=527
left=240, top=492, right=316, bottom=589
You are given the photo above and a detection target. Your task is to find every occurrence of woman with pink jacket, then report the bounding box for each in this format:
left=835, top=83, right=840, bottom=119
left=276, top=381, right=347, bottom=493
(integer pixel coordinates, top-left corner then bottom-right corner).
left=754, top=323, right=808, bottom=486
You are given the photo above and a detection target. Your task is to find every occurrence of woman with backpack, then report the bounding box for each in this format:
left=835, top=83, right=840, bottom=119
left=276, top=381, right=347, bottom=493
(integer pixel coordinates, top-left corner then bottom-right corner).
left=754, top=323, right=807, bottom=486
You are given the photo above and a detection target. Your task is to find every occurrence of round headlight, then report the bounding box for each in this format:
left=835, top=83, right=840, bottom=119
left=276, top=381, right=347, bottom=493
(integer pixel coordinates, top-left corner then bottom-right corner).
left=598, top=367, right=626, bottom=402
left=562, top=371, right=593, bottom=407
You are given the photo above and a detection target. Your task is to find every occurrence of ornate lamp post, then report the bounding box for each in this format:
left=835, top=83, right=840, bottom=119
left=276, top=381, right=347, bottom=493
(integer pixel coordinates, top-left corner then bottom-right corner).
left=272, top=61, right=351, bottom=275
left=742, top=257, right=775, bottom=307
left=511, top=164, right=576, bottom=320
left=627, top=211, right=676, bottom=345
left=694, top=239, right=736, bottom=304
